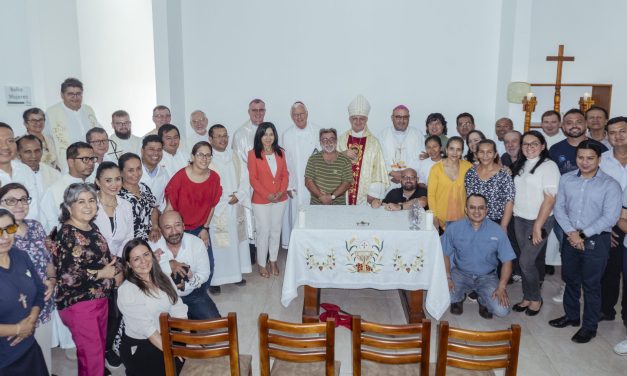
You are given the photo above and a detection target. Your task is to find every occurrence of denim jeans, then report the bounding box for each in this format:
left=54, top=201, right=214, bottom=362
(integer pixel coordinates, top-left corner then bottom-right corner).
left=185, top=226, right=214, bottom=288
left=181, top=286, right=221, bottom=320
left=562, top=232, right=610, bottom=331
left=450, top=268, right=510, bottom=317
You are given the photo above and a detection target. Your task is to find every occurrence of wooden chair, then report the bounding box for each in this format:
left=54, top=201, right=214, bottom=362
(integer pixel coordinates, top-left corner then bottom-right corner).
left=352, top=315, right=431, bottom=375
left=434, top=321, right=521, bottom=376
left=159, top=312, right=252, bottom=376
left=258, top=313, right=340, bottom=376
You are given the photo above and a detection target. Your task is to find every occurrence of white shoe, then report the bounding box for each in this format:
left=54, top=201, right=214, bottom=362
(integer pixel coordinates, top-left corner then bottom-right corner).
left=552, top=284, right=565, bottom=303
left=614, top=338, right=627, bottom=355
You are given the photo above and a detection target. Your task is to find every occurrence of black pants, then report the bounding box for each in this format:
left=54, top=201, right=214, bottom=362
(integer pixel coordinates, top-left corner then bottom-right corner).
left=600, top=225, right=626, bottom=322
left=0, top=342, right=48, bottom=376
left=119, top=334, right=183, bottom=376
left=106, top=289, right=122, bottom=352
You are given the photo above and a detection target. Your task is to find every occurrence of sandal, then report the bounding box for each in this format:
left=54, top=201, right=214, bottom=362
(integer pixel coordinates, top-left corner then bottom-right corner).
left=258, top=265, right=270, bottom=278
left=270, top=261, right=280, bottom=276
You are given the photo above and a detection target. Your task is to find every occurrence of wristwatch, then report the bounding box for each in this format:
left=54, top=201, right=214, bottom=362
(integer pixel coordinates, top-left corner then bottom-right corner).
left=331, top=194, right=336, bottom=200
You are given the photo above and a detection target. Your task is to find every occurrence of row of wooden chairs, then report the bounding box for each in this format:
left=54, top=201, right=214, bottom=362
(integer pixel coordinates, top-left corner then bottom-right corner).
left=159, top=312, right=521, bottom=376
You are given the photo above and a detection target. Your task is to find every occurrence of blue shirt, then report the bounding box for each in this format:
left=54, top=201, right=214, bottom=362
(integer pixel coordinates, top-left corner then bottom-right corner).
left=441, top=218, right=516, bottom=275
left=0, top=247, right=45, bottom=368
left=549, top=138, right=608, bottom=175
left=554, top=168, right=622, bottom=236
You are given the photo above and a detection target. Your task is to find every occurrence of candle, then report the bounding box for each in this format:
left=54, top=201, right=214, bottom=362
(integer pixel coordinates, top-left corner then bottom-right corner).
left=298, top=208, right=306, bottom=228
left=425, top=211, right=434, bottom=231
left=583, top=92, right=591, bottom=100
left=526, top=92, right=534, bottom=100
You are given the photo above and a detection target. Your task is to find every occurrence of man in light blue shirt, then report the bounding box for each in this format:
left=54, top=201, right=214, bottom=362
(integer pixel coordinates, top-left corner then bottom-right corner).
left=441, top=194, right=516, bottom=319
left=549, top=140, right=622, bottom=344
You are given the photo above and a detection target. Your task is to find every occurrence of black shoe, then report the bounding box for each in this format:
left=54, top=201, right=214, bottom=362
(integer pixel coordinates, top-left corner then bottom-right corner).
left=249, top=244, right=257, bottom=264
left=549, top=315, right=580, bottom=328
left=598, top=312, right=615, bottom=322
left=450, top=302, right=463, bottom=315
left=512, top=301, right=529, bottom=312
left=105, top=350, right=122, bottom=369
left=104, top=368, right=112, bottom=376
left=467, top=291, right=478, bottom=302
left=234, top=279, right=247, bottom=286
left=478, top=303, right=493, bottom=319
left=525, top=300, right=543, bottom=316
left=208, top=286, right=221, bottom=294
left=571, top=328, right=596, bottom=343
left=545, top=265, right=555, bottom=275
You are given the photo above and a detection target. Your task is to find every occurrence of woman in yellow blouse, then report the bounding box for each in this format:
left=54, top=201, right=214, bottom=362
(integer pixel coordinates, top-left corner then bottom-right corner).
left=427, top=136, right=472, bottom=229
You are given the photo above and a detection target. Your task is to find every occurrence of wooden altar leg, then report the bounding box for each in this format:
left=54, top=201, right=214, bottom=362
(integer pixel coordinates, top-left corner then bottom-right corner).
left=399, top=290, right=425, bottom=323
left=302, top=285, right=321, bottom=323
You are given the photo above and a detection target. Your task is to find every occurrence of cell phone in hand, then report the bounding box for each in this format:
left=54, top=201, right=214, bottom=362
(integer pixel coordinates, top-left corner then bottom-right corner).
left=528, top=228, right=548, bottom=241
left=171, top=265, right=190, bottom=291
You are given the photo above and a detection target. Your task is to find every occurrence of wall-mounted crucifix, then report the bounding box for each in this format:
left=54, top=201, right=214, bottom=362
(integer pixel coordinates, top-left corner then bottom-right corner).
left=546, top=44, right=575, bottom=113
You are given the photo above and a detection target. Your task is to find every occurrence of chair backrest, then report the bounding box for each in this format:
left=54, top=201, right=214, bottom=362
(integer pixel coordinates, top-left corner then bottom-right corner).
left=159, top=312, right=241, bottom=376
left=258, top=313, right=336, bottom=376
left=351, top=315, right=431, bottom=376
left=435, top=321, right=521, bottom=376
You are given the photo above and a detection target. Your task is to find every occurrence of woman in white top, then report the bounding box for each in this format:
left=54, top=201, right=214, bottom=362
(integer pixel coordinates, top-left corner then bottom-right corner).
left=117, top=239, right=187, bottom=376
left=510, top=131, right=560, bottom=316
left=417, top=135, right=443, bottom=187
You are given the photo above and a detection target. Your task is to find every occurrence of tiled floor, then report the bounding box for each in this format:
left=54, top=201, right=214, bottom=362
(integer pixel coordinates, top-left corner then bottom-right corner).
left=52, top=250, right=627, bottom=375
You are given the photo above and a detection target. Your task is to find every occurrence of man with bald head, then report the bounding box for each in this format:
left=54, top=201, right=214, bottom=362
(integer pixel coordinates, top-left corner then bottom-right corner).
left=371, top=168, right=427, bottom=210
left=151, top=210, right=220, bottom=319
left=187, top=110, right=209, bottom=146
left=337, top=95, right=388, bottom=205
left=280, top=101, right=320, bottom=247
left=494, top=117, right=513, bottom=156
left=379, top=105, right=424, bottom=190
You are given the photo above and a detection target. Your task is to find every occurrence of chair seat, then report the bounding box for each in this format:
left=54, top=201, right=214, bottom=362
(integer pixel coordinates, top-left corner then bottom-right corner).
left=270, top=359, right=341, bottom=376
left=361, top=360, right=424, bottom=375
left=428, top=363, right=496, bottom=375
left=180, top=354, right=253, bottom=376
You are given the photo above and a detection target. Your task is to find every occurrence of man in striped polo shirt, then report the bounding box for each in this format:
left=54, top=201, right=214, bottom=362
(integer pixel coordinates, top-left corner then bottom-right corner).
left=304, top=128, right=353, bottom=205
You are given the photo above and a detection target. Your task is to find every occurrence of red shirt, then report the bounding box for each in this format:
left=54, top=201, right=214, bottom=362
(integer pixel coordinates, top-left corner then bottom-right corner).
left=165, top=168, right=222, bottom=230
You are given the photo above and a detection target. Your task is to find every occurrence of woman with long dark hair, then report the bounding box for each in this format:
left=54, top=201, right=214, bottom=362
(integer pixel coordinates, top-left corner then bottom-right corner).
left=511, top=131, right=560, bottom=316
left=117, top=239, right=187, bottom=376
left=464, top=129, right=486, bottom=164
left=247, top=122, right=289, bottom=278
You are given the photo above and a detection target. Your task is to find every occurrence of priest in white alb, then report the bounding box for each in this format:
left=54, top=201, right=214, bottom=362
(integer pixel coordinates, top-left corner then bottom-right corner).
left=208, top=124, right=252, bottom=289
left=378, top=105, right=424, bottom=191
left=338, top=95, right=389, bottom=205
left=280, top=101, right=320, bottom=248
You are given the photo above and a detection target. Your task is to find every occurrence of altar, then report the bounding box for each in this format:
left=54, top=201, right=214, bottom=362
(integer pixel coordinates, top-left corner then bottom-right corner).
left=280, top=205, right=450, bottom=322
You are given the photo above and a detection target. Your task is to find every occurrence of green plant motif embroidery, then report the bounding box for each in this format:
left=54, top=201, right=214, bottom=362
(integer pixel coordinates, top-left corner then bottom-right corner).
left=305, top=249, right=336, bottom=270
left=392, top=249, right=424, bottom=273
left=345, top=237, right=384, bottom=273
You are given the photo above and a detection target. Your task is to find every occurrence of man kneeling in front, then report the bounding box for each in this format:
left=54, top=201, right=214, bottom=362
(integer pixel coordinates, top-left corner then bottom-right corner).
left=441, top=194, right=515, bottom=319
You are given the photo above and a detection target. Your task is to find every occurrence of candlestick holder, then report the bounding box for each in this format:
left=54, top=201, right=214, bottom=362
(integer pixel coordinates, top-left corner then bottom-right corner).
left=522, top=95, right=537, bottom=132
left=579, top=95, right=595, bottom=112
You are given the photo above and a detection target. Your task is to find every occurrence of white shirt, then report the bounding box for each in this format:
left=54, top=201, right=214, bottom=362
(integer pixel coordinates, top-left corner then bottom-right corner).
left=416, top=157, right=438, bottom=187
left=513, top=157, right=560, bottom=220
left=186, top=130, right=208, bottom=149
left=109, top=133, right=142, bottom=161
left=40, top=174, right=92, bottom=232
left=0, top=160, right=41, bottom=222
left=140, top=163, right=170, bottom=209
left=33, top=162, right=61, bottom=200
left=232, top=120, right=257, bottom=163
left=150, top=233, right=209, bottom=297
left=544, top=132, right=566, bottom=149
left=378, top=127, right=424, bottom=189
left=162, top=147, right=189, bottom=177
left=117, top=280, right=187, bottom=340
left=93, top=197, right=134, bottom=257
left=600, top=149, right=627, bottom=190
left=281, top=123, right=320, bottom=202
left=495, top=139, right=506, bottom=156
left=210, top=149, right=250, bottom=206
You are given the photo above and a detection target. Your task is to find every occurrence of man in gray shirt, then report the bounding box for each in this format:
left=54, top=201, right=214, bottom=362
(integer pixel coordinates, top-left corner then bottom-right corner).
left=549, top=141, right=622, bottom=344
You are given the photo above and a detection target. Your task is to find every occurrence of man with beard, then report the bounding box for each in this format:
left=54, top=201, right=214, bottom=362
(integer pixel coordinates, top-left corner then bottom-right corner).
left=40, top=142, right=96, bottom=232
left=109, top=110, right=141, bottom=160
left=140, top=135, right=170, bottom=209
left=500, top=130, right=522, bottom=168
left=550, top=109, right=608, bottom=175
left=151, top=210, right=220, bottom=319
left=187, top=110, right=210, bottom=146
left=371, top=168, right=427, bottom=210
left=304, top=128, right=352, bottom=205
left=456, top=112, right=476, bottom=140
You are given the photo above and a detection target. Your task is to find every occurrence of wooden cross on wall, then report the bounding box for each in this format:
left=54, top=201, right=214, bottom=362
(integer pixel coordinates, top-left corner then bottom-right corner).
left=546, top=44, right=575, bottom=113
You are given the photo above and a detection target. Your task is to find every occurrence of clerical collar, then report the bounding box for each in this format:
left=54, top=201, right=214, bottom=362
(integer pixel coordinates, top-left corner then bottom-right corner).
left=62, top=102, right=81, bottom=113
left=351, top=130, right=365, bottom=137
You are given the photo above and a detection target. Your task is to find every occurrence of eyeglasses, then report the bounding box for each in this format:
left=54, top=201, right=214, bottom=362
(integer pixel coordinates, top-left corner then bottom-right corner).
left=153, top=114, right=171, bottom=119
left=195, top=152, right=212, bottom=160
left=401, top=176, right=417, bottom=180
left=73, top=156, right=98, bottom=163
left=250, top=109, right=266, bottom=113
left=320, top=138, right=337, bottom=143
left=522, top=142, right=541, bottom=148
left=0, top=224, right=18, bottom=236
left=27, top=118, right=45, bottom=124
left=212, top=134, right=229, bottom=139
left=1, top=197, right=32, bottom=206
left=89, top=140, right=109, bottom=146
left=113, top=121, right=131, bottom=126
left=64, top=91, right=83, bottom=98
left=393, top=116, right=410, bottom=120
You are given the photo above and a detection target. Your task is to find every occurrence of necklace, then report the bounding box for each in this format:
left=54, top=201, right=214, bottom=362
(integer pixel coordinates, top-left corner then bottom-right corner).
left=99, top=193, right=117, bottom=208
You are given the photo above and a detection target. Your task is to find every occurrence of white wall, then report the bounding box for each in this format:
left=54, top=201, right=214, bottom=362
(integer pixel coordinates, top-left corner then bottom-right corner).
left=179, top=0, right=504, bottom=138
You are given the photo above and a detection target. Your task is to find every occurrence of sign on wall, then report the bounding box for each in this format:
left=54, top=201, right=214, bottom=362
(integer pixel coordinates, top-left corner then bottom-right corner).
left=4, top=85, right=32, bottom=106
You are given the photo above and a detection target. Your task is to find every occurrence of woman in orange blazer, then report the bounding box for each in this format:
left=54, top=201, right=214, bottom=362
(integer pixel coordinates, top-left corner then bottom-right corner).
left=247, top=122, right=289, bottom=278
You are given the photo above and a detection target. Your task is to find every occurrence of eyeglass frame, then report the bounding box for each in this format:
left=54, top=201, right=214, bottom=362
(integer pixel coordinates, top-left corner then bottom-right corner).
left=1, top=197, right=32, bottom=206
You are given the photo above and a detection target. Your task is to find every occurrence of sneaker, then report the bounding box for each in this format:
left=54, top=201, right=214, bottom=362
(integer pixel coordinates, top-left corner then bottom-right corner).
left=614, top=338, right=627, bottom=355
left=511, top=274, right=522, bottom=282
left=552, top=284, right=565, bottom=303
left=467, top=291, right=478, bottom=302
left=208, top=285, right=221, bottom=294
left=105, top=350, right=123, bottom=369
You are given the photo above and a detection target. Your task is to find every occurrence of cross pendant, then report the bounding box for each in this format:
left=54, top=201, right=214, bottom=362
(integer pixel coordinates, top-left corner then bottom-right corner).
left=18, top=293, right=27, bottom=309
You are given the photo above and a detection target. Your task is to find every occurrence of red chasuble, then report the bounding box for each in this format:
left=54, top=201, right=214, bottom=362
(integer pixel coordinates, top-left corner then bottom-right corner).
left=346, top=135, right=368, bottom=205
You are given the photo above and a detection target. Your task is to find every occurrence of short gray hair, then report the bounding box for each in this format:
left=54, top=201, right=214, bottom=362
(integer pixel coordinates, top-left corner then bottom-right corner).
left=59, top=183, right=97, bottom=223
left=319, top=128, right=337, bottom=138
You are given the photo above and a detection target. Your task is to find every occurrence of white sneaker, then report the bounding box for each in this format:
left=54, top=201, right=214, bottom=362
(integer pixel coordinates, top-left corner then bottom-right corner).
left=614, top=338, right=627, bottom=355
left=552, top=284, right=565, bottom=303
